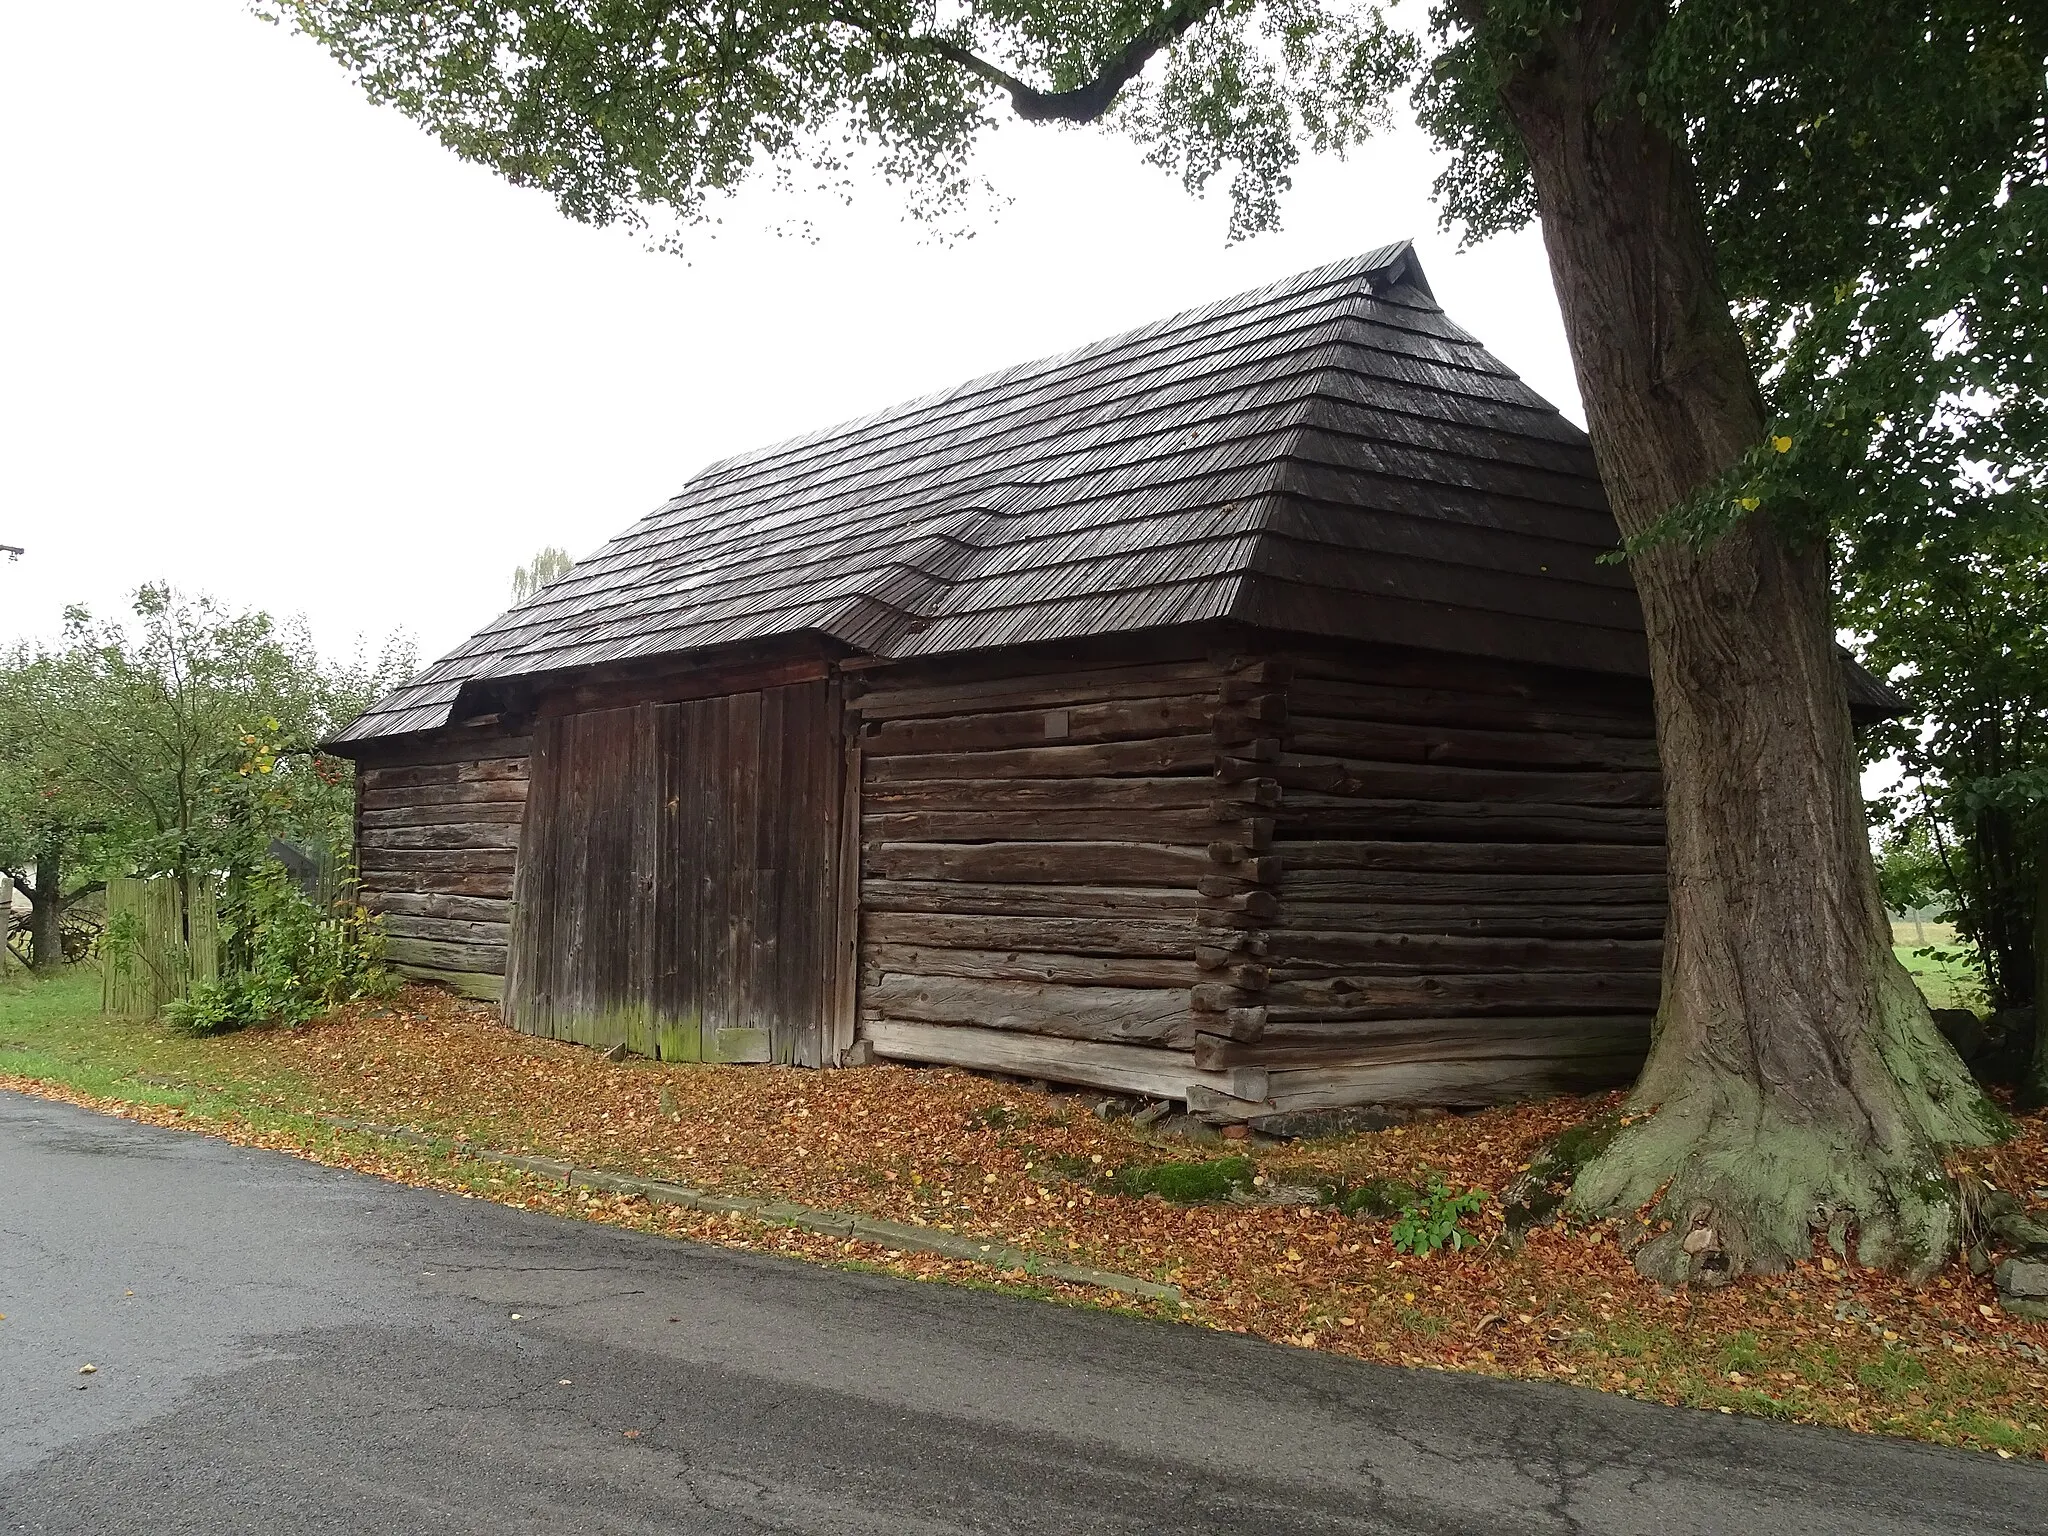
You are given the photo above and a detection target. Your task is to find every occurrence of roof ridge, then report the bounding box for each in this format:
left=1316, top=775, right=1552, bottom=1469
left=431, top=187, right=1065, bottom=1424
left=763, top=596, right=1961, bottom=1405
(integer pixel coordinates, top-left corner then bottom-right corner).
left=686, top=242, right=1419, bottom=485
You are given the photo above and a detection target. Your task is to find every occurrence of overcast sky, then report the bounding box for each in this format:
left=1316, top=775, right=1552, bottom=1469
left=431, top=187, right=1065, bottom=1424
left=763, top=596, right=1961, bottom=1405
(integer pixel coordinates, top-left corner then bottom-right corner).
left=0, top=0, right=1581, bottom=670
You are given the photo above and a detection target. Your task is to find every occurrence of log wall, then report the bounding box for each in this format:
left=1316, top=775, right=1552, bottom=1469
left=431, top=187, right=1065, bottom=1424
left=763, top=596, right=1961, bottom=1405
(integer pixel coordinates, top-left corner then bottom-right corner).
left=850, top=651, right=1280, bottom=1099
left=354, top=727, right=531, bottom=1001
left=1212, top=644, right=1664, bottom=1113
left=850, top=635, right=1665, bottom=1118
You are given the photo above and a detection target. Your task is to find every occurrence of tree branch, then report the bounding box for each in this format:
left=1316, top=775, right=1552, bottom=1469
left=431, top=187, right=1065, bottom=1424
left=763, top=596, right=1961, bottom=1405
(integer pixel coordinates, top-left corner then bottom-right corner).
left=835, top=0, right=1224, bottom=124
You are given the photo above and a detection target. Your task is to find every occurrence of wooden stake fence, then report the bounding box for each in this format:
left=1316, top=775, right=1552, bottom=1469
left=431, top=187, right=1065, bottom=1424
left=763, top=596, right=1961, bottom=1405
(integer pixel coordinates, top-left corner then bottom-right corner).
left=102, top=876, right=221, bottom=1018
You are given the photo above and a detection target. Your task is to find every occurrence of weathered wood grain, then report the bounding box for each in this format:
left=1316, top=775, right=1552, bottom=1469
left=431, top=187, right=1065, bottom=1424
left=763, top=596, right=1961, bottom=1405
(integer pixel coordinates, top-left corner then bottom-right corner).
left=389, top=964, right=506, bottom=1002
left=861, top=880, right=1204, bottom=917
left=1273, top=902, right=1668, bottom=939
left=1193, top=1014, right=1653, bottom=1069
left=865, top=735, right=1216, bottom=783
left=1260, top=969, right=1663, bottom=1017
left=863, top=775, right=1222, bottom=813
left=379, top=914, right=513, bottom=947
left=862, top=910, right=1196, bottom=957
left=863, top=695, right=1214, bottom=754
left=1276, top=840, right=1667, bottom=874
left=359, top=779, right=529, bottom=811
left=1257, top=929, right=1663, bottom=972
left=358, top=867, right=514, bottom=899
left=1276, top=871, right=1667, bottom=904
left=352, top=733, right=533, bottom=770
left=362, top=892, right=512, bottom=923
left=865, top=841, right=1213, bottom=886
left=861, top=807, right=1229, bottom=845
left=357, top=758, right=529, bottom=794
left=359, top=801, right=526, bottom=829
left=1285, top=679, right=1655, bottom=740
left=867, top=944, right=1196, bottom=988
left=1283, top=714, right=1660, bottom=771
left=369, top=823, right=523, bottom=852
left=353, top=729, right=532, bottom=1001
left=1271, top=756, right=1661, bottom=806
left=1271, top=797, right=1665, bottom=844
left=384, top=935, right=509, bottom=974
left=506, top=684, right=840, bottom=1066
left=866, top=975, right=1193, bottom=1044
left=851, top=659, right=1225, bottom=720
left=861, top=1019, right=1242, bottom=1102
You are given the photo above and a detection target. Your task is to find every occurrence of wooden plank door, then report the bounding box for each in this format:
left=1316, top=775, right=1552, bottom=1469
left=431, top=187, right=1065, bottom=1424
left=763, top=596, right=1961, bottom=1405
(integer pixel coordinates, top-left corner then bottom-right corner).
left=653, top=682, right=839, bottom=1065
left=508, top=683, right=839, bottom=1066
left=504, top=704, right=657, bottom=1050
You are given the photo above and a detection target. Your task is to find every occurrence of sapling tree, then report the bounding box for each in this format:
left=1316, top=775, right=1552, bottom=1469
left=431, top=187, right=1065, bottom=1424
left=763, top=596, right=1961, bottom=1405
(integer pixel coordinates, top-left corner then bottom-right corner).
left=266, top=0, right=2047, bottom=1279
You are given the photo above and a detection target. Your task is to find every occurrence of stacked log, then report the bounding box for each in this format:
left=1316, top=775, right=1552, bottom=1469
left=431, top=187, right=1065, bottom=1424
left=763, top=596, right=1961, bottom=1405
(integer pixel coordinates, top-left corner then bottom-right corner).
left=852, top=655, right=1254, bottom=1099
left=353, top=729, right=530, bottom=1001
left=1237, top=646, right=1665, bottom=1110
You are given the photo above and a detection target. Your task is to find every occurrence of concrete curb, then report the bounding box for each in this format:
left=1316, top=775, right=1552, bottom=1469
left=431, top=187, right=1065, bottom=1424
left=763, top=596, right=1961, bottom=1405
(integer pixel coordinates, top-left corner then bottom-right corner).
left=316, top=1114, right=1182, bottom=1305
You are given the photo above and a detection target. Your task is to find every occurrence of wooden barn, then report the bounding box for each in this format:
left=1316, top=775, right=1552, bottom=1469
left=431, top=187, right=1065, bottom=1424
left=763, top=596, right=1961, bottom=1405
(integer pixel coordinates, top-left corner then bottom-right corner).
left=328, top=242, right=1887, bottom=1121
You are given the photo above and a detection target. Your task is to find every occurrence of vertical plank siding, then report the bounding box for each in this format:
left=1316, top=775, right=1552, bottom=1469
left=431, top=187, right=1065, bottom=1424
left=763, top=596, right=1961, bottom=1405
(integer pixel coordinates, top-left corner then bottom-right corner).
left=507, top=681, right=840, bottom=1065
left=102, top=876, right=221, bottom=1018
left=355, top=730, right=532, bottom=1001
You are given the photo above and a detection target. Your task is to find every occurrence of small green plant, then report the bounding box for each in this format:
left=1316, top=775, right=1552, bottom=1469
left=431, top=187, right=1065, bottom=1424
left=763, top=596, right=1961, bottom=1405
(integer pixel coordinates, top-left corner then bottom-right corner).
left=1390, top=1179, right=1489, bottom=1255
left=164, top=860, right=395, bottom=1033
left=1331, top=1176, right=1421, bottom=1219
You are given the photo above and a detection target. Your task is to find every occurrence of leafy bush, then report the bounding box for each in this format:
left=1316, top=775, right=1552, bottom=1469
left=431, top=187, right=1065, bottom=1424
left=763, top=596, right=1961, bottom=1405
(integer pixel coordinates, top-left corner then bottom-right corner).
left=1390, top=1180, right=1489, bottom=1255
left=165, top=861, right=394, bottom=1033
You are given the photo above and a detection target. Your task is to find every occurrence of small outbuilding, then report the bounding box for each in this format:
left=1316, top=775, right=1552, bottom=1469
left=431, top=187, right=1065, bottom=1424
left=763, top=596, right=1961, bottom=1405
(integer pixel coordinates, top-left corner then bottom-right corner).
left=329, top=242, right=1892, bottom=1120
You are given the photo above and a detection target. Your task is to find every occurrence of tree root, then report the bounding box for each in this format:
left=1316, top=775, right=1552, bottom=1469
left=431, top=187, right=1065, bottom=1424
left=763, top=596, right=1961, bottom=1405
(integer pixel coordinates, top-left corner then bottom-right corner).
left=1569, top=972, right=2012, bottom=1286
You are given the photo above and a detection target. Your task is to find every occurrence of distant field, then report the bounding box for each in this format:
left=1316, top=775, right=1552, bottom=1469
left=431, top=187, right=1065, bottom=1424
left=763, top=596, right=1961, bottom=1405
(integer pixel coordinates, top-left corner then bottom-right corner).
left=1890, top=920, right=1958, bottom=948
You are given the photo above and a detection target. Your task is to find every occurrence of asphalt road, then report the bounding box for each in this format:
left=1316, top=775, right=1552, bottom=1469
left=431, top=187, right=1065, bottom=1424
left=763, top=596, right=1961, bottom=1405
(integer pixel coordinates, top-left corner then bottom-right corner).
left=2, top=1090, right=2042, bottom=1534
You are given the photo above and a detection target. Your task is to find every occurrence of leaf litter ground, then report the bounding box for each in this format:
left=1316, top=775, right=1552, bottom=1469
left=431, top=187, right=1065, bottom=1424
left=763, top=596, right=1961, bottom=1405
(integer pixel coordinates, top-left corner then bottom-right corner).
left=4, top=974, right=2046, bottom=1460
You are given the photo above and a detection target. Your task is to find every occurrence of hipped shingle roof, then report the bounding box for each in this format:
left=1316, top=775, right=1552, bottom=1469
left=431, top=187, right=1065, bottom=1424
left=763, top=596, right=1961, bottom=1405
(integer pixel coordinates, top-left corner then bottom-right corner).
left=336, top=241, right=1645, bottom=745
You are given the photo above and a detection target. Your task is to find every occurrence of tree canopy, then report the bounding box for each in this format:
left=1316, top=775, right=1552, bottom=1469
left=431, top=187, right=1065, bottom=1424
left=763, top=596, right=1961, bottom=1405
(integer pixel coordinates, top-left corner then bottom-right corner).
left=0, top=587, right=415, bottom=966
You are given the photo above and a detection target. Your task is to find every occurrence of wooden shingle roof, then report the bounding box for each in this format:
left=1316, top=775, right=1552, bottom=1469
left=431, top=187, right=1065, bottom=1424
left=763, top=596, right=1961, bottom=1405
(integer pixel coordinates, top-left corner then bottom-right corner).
left=336, top=242, right=1644, bottom=745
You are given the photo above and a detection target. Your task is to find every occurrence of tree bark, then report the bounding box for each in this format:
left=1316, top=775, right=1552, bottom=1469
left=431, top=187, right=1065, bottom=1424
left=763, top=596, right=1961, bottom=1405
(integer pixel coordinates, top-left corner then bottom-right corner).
left=1494, top=0, right=2007, bottom=1282
left=2023, top=828, right=2048, bottom=1109
left=28, top=837, right=64, bottom=972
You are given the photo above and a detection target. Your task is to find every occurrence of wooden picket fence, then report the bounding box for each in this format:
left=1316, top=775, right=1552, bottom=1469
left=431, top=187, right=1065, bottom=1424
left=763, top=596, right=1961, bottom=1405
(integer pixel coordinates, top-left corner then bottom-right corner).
left=102, top=876, right=221, bottom=1018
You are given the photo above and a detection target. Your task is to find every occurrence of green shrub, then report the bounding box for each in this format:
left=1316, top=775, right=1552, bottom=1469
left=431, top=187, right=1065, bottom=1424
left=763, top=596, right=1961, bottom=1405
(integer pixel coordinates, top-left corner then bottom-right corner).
left=165, top=861, right=395, bottom=1033
left=1390, top=1180, right=1489, bottom=1255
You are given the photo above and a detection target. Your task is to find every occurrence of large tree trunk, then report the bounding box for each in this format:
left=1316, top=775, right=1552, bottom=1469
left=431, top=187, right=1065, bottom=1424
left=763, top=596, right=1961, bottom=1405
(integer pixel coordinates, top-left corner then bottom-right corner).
left=1494, top=0, right=2006, bottom=1283
left=2024, top=832, right=2048, bottom=1109
left=28, top=838, right=64, bottom=972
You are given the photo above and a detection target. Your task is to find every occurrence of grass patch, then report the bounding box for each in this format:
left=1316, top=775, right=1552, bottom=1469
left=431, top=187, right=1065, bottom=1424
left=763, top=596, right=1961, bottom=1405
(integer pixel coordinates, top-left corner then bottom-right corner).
left=1111, top=1155, right=1254, bottom=1203
left=1858, top=1347, right=1931, bottom=1398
